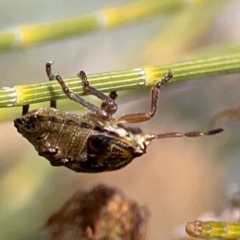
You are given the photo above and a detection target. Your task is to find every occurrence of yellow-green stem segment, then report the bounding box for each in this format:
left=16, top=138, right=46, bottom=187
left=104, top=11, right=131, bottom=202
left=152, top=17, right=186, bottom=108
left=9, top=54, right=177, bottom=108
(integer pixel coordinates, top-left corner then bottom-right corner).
left=186, top=220, right=240, bottom=239
left=0, top=0, right=185, bottom=51
left=1, top=53, right=240, bottom=108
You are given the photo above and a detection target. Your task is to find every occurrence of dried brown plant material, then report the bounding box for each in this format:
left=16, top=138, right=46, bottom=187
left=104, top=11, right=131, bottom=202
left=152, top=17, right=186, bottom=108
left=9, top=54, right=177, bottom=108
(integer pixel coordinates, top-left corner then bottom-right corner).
left=45, top=184, right=149, bottom=240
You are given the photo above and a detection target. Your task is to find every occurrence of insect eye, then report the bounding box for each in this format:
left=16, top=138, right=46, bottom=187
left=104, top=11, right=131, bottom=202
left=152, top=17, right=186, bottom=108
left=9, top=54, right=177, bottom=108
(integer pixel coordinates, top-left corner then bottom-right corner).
left=24, top=122, right=38, bottom=132
left=23, top=118, right=39, bottom=132
left=88, top=135, right=112, bottom=152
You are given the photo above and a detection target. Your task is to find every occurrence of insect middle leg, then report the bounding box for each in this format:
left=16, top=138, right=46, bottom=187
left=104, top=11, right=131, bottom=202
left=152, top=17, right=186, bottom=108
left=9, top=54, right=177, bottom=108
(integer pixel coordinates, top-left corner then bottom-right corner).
left=54, top=73, right=113, bottom=120
left=78, top=71, right=118, bottom=115
left=117, top=71, right=173, bottom=124
left=101, top=91, right=117, bottom=110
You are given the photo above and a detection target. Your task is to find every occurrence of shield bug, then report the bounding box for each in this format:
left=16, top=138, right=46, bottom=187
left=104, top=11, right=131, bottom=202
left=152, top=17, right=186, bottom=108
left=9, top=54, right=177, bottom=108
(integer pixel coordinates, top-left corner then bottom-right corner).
left=14, top=62, right=223, bottom=173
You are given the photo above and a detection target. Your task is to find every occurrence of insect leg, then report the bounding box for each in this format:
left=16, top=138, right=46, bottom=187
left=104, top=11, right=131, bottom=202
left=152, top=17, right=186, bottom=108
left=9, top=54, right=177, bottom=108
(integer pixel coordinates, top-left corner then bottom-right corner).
left=148, top=128, right=223, bottom=140
left=101, top=91, right=117, bottom=110
left=46, top=61, right=57, bottom=109
left=78, top=71, right=118, bottom=115
left=22, top=105, right=29, bottom=115
left=117, top=71, right=173, bottom=123
left=55, top=74, right=111, bottom=120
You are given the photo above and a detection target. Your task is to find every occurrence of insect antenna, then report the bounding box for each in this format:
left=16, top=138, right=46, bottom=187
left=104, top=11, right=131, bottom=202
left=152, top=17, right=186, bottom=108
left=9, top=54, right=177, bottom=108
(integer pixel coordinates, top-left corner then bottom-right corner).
left=148, top=128, right=224, bottom=140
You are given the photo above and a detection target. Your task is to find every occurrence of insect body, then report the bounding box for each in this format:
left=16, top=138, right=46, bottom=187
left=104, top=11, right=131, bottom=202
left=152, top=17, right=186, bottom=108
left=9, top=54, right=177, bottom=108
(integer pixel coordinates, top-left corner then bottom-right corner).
left=15, top=107, right=146, bottom=172
left=14, top=63, right=223, bottom=173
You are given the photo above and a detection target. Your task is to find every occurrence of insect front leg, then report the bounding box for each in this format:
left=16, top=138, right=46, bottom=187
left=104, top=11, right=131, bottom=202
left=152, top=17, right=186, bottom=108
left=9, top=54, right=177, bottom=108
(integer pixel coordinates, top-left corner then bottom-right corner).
left=46, top=61, right=57, bottom=108
left=22, top=105, right=29, bottom=115
left=21, top=61, right=56, bottom=115
left=117, top=71, right=173, bottom=123
left=54, top=74, right=112, bottom=120
left=78, top=71, right=118, bottom=115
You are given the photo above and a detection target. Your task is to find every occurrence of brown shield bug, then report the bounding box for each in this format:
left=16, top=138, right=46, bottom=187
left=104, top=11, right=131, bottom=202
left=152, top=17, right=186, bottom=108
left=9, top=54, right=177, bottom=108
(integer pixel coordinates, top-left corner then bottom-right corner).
left=14, top=62, right=223, bottom=173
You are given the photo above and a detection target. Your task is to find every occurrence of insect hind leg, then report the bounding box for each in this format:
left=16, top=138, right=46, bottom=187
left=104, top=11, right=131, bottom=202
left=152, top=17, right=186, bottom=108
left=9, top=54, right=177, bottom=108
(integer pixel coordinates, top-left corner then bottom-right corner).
left=117, top=71, right=173, bottom=123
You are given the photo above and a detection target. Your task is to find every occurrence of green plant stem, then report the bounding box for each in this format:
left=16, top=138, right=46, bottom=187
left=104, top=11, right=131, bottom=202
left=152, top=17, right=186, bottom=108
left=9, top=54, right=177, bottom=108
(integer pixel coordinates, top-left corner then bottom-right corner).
left=1, top=53, right=240, bottom=108
left=186, top=220, right=240, bottom=239
left=0, top=0, right=185, bottom=51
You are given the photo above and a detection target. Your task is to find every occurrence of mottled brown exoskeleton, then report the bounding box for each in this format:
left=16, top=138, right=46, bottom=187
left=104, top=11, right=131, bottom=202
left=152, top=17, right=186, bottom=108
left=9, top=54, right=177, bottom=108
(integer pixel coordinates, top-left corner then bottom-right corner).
left=14, top=62, right=223, bottom=173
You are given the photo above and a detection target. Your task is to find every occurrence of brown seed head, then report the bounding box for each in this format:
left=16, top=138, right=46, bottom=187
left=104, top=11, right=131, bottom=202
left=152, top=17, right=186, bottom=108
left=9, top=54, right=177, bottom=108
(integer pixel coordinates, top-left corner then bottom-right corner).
left=45, top=184, right=149, bottom=240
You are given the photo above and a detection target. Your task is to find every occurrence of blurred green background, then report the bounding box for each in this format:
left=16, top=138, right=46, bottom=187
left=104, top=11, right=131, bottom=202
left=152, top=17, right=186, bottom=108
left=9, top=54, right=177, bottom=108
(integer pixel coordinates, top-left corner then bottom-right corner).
left=1, top=0, right=240, bottom=239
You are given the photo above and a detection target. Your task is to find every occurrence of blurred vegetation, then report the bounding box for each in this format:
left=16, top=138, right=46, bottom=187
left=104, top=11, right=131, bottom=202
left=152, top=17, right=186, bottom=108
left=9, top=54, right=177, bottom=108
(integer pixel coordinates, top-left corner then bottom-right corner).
left=1, top=1, right=240, bottom=240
